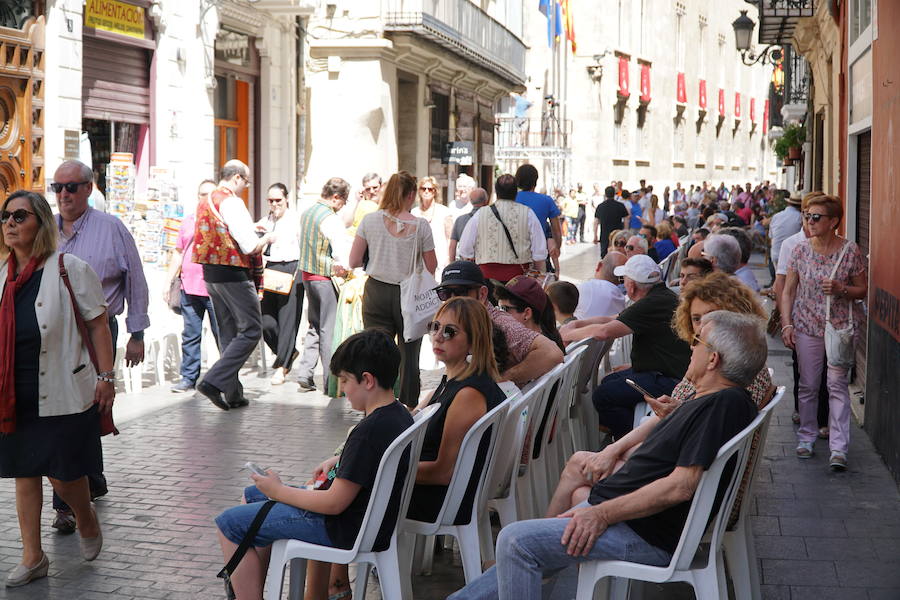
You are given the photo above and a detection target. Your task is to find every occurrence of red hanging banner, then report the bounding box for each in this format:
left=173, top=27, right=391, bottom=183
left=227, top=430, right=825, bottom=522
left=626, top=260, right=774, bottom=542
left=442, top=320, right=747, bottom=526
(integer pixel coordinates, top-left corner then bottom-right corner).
left=734, top=92, right=742, bottom=118
left=639, top=63, right=651, bottom=103
left=676, top=72, right=686, bottom=104
left=763, top=99, right=770, bottom=134
left=698, top=79, right=707, bottom=109
left=618, top=57, right=630, bottom=98
left=718, top=88, right=726, bottom=115
left=750, top=97, right=757, bottom=122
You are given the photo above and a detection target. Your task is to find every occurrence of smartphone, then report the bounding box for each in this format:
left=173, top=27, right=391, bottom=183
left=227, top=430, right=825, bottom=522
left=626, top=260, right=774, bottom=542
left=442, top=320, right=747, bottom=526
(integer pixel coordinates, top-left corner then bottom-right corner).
left=244, top=461, right=267, bottom=476
left=625, top=378, right=656, bottom=399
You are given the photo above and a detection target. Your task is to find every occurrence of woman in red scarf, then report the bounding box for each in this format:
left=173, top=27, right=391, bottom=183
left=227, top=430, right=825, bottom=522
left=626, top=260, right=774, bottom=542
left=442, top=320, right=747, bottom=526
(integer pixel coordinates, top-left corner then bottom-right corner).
left=0, top=191, right=115, bottom=587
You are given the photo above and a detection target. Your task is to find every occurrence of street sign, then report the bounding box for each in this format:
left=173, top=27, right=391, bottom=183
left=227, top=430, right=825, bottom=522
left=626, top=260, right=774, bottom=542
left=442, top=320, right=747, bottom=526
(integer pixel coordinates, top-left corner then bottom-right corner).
left=445, top=141, right=474, bottom=165
left=64, top=130, right=80, bottom=159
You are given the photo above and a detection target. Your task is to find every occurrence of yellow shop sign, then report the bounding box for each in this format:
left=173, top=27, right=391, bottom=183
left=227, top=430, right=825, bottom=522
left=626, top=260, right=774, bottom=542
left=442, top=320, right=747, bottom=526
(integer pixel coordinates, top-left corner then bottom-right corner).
left=85, top=0, right=145, bottom=39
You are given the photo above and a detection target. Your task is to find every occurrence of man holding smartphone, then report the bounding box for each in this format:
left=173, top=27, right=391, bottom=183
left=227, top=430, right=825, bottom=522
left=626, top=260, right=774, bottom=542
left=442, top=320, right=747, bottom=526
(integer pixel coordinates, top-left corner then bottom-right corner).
left=560, top=255, right=691, bottom=439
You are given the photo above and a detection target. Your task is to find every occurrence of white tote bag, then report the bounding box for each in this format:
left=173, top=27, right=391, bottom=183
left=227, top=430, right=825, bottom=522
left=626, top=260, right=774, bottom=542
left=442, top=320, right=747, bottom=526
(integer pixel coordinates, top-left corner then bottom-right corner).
left=824, top=241, right=855, bottom=369
left=400, top=221, right=440, bottom=343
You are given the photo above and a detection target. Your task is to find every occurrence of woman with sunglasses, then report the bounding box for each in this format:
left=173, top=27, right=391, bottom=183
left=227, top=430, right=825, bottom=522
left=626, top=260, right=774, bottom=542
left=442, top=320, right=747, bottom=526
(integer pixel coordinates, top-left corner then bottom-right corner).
left=412, top=176, right=453, bottom=273
left=408, top=297, right=506, bottom=523
left=350, top=171, right=437, bottom=407
left=780, top=195, right=867, bottom=471
left=255, top=183, right=304, bottom=385
left=546, top=272, right=773, bottom=518
left=0, top=191, right=114, bottom=586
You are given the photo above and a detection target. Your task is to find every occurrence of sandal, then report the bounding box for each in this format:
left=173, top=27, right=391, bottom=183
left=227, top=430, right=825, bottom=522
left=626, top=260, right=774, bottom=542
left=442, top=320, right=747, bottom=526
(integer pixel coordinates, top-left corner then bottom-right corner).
left=796, top=441, right=814, bottom=459
left=328, top=590, right=351, bottom=600
left=829, top=452, right=848, bottom=471
left=818, top=426, right=830, bottom=439
left=791, top=411, right=800, bottom=424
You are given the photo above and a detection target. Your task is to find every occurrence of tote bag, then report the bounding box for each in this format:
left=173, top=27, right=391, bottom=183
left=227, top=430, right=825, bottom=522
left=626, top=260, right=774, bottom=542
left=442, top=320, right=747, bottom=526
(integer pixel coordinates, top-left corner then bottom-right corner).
left=824, top=241, right=855, bottom=369
left=400, top=221, right=440, bottom=343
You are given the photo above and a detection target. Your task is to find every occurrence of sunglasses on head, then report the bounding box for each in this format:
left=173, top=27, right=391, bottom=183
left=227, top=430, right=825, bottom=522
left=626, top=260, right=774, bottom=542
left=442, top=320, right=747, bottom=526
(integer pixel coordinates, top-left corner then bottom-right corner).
left=49, top=181, right=90, bottom=194
left=435, top=286, right=473, bottom=302
left=803, top=212, right=831, bottom=223
left=427, top=321, right=459, bottom=340
left=0, top=209, right=37, bottom=225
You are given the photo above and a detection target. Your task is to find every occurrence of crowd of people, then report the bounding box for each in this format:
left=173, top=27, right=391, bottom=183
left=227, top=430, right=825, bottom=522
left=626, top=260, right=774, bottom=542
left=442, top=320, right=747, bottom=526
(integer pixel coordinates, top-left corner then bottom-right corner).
left=0, top=159, right=867, bottom=598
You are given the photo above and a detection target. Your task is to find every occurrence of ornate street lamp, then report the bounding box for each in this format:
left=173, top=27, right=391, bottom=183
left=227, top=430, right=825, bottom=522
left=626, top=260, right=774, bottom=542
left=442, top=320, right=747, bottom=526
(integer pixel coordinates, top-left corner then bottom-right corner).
left=732, top=10, right=783, bottom=66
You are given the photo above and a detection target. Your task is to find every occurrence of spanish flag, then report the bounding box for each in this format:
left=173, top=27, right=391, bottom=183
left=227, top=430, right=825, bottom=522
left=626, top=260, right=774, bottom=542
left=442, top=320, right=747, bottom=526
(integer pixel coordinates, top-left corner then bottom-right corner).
left=561, top=0, right=576, bottom=52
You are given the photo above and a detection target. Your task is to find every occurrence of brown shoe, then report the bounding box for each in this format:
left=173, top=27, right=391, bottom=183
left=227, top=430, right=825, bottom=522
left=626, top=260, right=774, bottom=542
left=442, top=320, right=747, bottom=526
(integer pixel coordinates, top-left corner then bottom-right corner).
left=52, top=509, right=76, bottom=534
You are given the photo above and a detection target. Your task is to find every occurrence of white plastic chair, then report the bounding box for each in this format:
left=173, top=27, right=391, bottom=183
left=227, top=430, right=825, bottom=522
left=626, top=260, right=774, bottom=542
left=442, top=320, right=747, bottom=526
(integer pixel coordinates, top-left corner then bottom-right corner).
left=400, top=399, right=510, bottom=586
left=574, top=401, right=775, bottom=600
left=567, top=338, right=615, bottom=452
left=525, top=363, right=568, bottom=517
left=545, top=346, right=588, bottom=490
left=263, top=403, right=440, bottom=600
left=724, top=387, right=785, bottom=600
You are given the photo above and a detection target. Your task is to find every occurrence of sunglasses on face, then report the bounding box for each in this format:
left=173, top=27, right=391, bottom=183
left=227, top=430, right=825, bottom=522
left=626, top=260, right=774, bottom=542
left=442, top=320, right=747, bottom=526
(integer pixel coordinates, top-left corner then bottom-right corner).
left=427, top=321, right=460, bottom=340
left=49, top=181, right=90, bottom=194
left=435, top=286, right=473, bottom=302
left=803, top=212, right=831, bottom=223
left=0, top=209, right=36, bottom=225
left=614, top=240, right=626, bottom=247
left=625, top=244, right=636, bottom=251
left=268, top=197, right=285, bottom=203
left=691, top=333, right=715, bottom=351
left=420, top=187, right=435, bottom=192
left=498, top=303, right=522, bottom=313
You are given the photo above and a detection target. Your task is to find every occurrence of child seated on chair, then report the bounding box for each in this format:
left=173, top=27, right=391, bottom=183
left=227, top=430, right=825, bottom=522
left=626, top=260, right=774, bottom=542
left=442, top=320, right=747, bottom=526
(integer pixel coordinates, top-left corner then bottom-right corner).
left=214, top=329, right=413, bottom=600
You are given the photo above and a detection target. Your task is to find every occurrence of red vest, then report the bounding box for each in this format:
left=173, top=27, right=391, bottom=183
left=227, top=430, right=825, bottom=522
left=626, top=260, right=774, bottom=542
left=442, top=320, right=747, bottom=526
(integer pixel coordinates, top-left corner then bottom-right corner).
left=192, top=187, right=251, bottom=268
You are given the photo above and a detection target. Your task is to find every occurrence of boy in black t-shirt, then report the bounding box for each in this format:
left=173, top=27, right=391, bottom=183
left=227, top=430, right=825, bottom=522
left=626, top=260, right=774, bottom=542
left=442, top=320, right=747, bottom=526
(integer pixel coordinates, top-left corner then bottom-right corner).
left=215, top=329, right=412, bottom=600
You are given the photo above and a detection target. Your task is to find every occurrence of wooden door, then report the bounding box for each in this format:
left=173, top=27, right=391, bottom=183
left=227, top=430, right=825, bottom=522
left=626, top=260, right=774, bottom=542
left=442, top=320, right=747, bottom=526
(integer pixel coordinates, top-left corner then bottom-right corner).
left=214, top=77, right=250, bottom=206
left=0, top=76, right=29, bottom=199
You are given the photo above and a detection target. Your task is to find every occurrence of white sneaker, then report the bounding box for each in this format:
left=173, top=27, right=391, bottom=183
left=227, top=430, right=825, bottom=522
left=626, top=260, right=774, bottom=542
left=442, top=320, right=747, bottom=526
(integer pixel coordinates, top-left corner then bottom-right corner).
left=271, top=368, right=286, bottom=386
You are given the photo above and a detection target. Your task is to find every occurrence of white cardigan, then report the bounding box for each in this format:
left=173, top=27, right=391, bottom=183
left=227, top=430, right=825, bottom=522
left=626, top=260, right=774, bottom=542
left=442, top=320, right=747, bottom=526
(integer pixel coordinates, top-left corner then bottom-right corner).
left=0, top=252, right=107, bottom=417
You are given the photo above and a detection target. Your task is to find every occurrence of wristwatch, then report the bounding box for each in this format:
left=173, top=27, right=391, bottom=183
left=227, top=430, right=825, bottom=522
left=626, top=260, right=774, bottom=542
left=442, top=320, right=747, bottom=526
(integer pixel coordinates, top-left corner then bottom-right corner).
left=97, top=370, right=116, bottom=383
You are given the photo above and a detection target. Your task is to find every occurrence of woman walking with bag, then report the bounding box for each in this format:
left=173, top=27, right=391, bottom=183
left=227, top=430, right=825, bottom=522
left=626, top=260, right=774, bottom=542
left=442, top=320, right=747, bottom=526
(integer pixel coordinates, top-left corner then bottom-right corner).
left=0, top=191, right=115, bottom=586
left=350, top=171, right=437, bottom=406
left=780, top=195, right=867, bottom=471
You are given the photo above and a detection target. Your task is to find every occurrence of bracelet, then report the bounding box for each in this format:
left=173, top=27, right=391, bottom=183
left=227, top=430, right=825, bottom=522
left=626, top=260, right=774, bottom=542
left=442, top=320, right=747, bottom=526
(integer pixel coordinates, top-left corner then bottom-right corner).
left=781, top=324, right=794, bottom=332
left=97, top=375, right=116, bottom=383
left=97, top=370, right=116, bottom=378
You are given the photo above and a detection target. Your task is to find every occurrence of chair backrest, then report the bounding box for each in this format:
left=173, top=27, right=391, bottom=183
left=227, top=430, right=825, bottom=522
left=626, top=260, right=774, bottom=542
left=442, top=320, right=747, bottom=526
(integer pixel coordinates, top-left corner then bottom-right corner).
left=427, top=398, right=510, bottom=527
left=486, top=392, right=530, bottom=500
left=668, top=403, right=774, bottom=572
left=351, top=403, right=440, bottom=554
left=553, top=345, right=589, bottom=437
left=569, top=337, right=615, bottom=394
left=529, top=361, right=568, bottom=461
left=727, top=387, right=785, bottom=529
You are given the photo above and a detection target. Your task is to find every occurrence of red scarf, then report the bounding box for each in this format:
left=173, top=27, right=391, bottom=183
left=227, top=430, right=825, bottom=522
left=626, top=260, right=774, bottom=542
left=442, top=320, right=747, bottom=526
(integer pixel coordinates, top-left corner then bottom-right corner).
left=0, top=254, right=41, bottom=433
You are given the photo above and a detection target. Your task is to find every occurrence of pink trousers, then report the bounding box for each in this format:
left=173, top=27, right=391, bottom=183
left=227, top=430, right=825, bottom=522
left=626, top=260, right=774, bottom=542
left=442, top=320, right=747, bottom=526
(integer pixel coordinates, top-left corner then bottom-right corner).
left=794, top=330, right=851, bottom=453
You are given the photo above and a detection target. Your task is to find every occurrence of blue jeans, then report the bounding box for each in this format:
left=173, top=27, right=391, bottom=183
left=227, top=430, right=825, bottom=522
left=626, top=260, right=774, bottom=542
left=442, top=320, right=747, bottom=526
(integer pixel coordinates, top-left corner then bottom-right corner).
left=592, top=369, right=680, bottom=439
left=179, top=291, right=219, bottom=384
left=215, top=485, right=333, bottom=548
left=449, top=504, right=671, bottom=600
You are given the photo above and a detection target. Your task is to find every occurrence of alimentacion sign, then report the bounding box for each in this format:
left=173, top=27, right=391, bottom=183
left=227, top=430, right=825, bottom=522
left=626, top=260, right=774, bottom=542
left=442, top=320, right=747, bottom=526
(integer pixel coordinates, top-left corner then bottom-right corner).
left=85, top=0, right=145, bottom=39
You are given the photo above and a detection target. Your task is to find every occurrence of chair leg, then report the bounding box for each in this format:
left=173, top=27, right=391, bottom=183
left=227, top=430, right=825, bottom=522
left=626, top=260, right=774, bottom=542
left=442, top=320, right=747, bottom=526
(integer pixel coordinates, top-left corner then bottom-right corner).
left=354, top=563, right=370, bottom=600
left=478, top=512, right=495, bottom=563
left=375, top=550, right=407, bottom=600
left=263, top=543, right=289, bottom=600
left=609, top=576, right=631, bottom=600
left=691, top=561, right=727, bottom=600
left=398, top=531, right=416, bottom=600
left=287, top=558, right=307, bottom=600
left=725, top=523, right=761, bottom=600
left=420, top=535, right=436, bottom=575
left=455, top=524, right=484, bottom=583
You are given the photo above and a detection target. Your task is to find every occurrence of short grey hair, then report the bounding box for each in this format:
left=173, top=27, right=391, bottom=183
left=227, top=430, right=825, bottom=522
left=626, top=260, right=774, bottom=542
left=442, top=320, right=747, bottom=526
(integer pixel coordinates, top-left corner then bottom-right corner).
left=700, top=310, right=767, bottom=387
left=703, top=234, right=741, bottom=274
left=57, top=160, right=93, bottom=182
left=457, top=173, right=476, bottom=190
left=469, top=187, right=488, bottom=206
left=362, top=172, right=381, bottom=186
left=220, top=159, right=249, bottom=182
left=720, top=227, right=752, bottom=264
left=627, top=235, right=648, bottom=252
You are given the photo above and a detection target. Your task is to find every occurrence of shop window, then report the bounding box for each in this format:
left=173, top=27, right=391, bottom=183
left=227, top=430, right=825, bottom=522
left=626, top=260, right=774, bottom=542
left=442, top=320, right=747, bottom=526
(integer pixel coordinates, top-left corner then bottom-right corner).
left=850, top=0, right=872, bottom=45
left=430, top=91, right=450, bottom=160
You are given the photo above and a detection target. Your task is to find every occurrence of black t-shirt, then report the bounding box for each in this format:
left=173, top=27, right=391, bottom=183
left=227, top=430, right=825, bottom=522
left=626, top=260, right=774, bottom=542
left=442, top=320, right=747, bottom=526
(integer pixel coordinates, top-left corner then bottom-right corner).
left=450, top=208, right=481, bottom=242
left=324, top=401, right=413, bottom=551
left=589, top=387, right=758, bottom=554
left=595, top=199, right=629, bottom=238
left=616, top=283, right=690, bottom=378
left=407, top=372, right=505, bottom=525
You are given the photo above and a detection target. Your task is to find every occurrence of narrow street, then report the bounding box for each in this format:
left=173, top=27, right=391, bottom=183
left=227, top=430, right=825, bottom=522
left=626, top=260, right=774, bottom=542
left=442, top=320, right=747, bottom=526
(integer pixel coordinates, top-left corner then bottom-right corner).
left=0, top=244, right=896, bottom=599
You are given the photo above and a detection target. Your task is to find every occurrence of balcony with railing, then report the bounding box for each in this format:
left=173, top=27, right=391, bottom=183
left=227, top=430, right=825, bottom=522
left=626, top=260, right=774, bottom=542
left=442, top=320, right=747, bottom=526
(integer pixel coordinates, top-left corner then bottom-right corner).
left=753, top=0, right=816, bottom=45
left=494, top=117, right=572, bottom=161
left=382, top=0, right=526, bottom=86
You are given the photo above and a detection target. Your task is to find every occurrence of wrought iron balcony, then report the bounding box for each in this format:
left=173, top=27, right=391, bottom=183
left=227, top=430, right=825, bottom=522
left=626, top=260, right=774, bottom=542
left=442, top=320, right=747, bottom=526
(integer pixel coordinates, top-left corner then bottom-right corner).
left=784, top=44, right=810, bottom=106
left=382, top=0, right=526, bottom=86
left=750, top=0, right=816, bottom=45
left=494, top=117, right=572, bottom=161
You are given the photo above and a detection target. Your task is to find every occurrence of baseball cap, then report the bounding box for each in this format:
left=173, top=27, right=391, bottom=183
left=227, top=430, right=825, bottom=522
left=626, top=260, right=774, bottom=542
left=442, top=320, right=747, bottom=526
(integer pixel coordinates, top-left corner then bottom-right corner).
left=437, top=261, right=486, bottom=288
left=493, top=276, right=548, bottom=314
left=613, top=255, right=662, bottom=285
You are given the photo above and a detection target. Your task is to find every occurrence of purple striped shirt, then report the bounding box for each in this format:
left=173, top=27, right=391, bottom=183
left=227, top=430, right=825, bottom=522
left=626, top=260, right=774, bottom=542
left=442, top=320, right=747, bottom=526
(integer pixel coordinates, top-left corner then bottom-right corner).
left=56, top=207, right=150, bottom=334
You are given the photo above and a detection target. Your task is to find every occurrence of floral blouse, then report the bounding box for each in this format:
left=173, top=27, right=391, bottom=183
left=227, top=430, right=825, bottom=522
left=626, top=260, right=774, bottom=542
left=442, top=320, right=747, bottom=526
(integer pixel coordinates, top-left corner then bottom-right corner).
left=671, top=368, right=773, bottom=409
left=787, top=239, right=865, bottom=337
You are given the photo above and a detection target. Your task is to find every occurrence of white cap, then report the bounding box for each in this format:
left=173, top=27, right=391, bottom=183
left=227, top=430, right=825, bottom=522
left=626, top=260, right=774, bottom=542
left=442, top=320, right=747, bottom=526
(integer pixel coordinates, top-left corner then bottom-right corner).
left=614, top=255, right=662, bottom=284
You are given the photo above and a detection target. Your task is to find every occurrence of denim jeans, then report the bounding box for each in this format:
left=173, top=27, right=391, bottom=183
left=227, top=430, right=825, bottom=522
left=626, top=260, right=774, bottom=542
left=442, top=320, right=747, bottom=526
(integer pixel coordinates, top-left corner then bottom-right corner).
left=448, top=506, right=671, bottom=600
left=215, top=485, right=333, bottom=548
left=592, top=368, right=680, bottom=439
left=179, top=291, right=220, bottom=384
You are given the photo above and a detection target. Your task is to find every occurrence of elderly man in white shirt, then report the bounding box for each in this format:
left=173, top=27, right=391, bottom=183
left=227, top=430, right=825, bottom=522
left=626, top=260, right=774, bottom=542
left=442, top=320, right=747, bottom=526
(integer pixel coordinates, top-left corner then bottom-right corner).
left=575, top=251, right=628, bottom=320
left=769, top=191, right=804, bottom=269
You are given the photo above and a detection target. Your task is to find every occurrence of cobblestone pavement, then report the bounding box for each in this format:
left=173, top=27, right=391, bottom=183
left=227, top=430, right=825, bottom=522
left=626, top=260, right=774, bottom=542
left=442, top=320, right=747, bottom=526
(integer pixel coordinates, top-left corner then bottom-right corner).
left=0, top=242, right=898, bottom=599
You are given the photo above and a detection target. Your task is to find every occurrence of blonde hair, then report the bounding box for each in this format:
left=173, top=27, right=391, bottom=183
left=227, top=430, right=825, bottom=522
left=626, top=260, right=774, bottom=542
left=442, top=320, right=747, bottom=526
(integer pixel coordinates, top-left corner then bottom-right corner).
left=672, top=271, right=766, bottom=341
left=0, top=191, right=57, bottom=261
left=418, top=176, right=443, bottom=205
left=379, top=171, right=417, bottom=215
left=435, top=297, right=499, bottom=381
left=657, top=221, right=672, bottom=241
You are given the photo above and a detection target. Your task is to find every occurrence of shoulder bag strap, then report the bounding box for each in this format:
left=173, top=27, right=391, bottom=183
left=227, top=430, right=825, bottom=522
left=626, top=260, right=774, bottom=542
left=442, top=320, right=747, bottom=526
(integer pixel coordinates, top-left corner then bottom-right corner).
left=825, top=240, right=852, bottom=325
left=217, top=499, right=277, bottom=597
left=490, top=204, right=519, bottom=259
left=59, top=254, right=99, bottom=370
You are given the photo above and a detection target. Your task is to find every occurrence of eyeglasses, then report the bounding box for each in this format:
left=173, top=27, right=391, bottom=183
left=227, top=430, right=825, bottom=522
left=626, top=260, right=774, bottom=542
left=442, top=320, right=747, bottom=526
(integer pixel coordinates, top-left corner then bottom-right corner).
left=49, top=181, right=90, bottom=194
left=435, top=286, right=473, bottom=302
left=614, top=240, right=627, bottom=248
left=241, top=175, right=252, bottom=185
left=0, top=209, right=37, bottom=225
left=691, top=333, right=715, bottom=351
left=803, top=212, right=831, bottom=223
left=427, top=321, right=460, bottom=340
left=625, top=245, right=636, bottom=251
left=419, top=187, right=435, bottom=192
left=498, top=303, right=523, bottom=313
left=365, top=185, right=380, bottom=192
